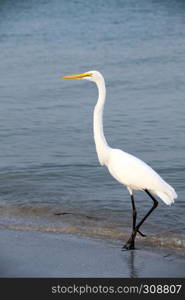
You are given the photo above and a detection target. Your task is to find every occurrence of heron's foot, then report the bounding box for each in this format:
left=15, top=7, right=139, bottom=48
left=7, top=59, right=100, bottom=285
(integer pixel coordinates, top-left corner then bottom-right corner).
left=137, top=229, right=146, bottom=237
left=122, top=241, right=135, bottom=251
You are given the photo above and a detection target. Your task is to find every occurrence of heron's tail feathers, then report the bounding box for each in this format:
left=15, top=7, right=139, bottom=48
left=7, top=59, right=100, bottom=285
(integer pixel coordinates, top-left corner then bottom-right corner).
left=156, top=185, right=177, bottom=206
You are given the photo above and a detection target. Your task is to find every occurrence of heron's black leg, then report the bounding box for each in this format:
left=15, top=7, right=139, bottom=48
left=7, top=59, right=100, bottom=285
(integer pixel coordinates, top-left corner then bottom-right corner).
left=122, top=189, right=158, bottom=251
left=131, top=194, right=146, bottom=237
left=131, top=194, right=137, bottom=232
left=122, top=194, right=137, bottom=250
left=130, top=195, right=146, bottom=237
left=135, top=189, right=158, bottom=232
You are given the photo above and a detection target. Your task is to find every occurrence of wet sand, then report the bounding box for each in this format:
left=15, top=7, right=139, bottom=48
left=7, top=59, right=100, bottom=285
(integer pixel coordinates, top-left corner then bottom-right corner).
left=0, top=228, right=185, bottom=277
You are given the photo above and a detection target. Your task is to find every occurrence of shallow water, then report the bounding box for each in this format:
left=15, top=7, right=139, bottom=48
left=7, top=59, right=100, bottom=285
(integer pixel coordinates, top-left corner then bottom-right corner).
left=0, top=0, right=185, bottom=251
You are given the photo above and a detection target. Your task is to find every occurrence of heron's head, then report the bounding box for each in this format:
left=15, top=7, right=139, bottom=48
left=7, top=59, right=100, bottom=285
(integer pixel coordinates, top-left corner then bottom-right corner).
left=61, top=70, right=103, bottom=83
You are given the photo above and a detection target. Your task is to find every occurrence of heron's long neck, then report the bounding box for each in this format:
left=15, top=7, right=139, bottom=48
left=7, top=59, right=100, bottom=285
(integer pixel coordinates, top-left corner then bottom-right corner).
left=93, top=78, right=110, bottom=166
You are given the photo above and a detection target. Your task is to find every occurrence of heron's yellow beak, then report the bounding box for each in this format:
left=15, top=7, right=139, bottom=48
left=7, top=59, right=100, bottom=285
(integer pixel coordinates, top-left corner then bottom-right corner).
left=60, top=72, right=92, bottom=79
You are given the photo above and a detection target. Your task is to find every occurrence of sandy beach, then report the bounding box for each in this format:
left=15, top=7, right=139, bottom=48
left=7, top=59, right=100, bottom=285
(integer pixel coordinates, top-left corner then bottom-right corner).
left=0, top=228, right=185, bottom=278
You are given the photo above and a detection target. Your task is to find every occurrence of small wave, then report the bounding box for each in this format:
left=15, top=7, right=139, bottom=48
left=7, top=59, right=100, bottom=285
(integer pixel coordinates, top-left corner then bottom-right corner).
left=145, top=233, right=185, bottom=250
left=0, top=223, right=127, bottom=241
left=0, top=221, right=185, bottom=252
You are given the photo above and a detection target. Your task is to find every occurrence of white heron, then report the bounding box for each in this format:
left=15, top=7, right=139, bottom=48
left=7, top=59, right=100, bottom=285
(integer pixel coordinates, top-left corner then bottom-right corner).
left=61, top=70, right=177, bottom=250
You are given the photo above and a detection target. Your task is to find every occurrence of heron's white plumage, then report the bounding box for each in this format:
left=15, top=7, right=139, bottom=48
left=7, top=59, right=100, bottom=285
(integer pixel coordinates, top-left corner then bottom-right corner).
left=90, top=70, right=177, bottom=206
left=106, top=148, right=177, bottom=205
left=62, top=70, right=177, bottom=207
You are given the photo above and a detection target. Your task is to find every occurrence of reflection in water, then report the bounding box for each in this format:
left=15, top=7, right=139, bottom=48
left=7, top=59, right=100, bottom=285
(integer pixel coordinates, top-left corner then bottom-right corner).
left=128, top=250, right=138, bottom=278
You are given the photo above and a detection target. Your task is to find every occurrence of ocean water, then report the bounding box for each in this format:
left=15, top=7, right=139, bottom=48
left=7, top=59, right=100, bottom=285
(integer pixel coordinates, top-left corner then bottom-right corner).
left=0, top=0, right=185, bottom=250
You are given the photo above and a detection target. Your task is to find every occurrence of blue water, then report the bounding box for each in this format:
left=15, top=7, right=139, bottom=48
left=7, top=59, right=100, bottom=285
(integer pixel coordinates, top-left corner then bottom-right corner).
left=0, top=0, right=185, bottom=249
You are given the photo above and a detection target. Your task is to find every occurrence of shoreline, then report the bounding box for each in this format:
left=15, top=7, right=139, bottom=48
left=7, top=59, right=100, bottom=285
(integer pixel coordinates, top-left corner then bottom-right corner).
left=0, top=228, right=185, bottom=277
left=0, top=204, right=185, bottom=254
left=0, top=218, right=185, bottom=255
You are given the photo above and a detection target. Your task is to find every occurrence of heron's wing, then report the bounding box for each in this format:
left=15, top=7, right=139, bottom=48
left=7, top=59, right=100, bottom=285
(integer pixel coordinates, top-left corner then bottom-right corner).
left=107, top=149, right=166, bottom=191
